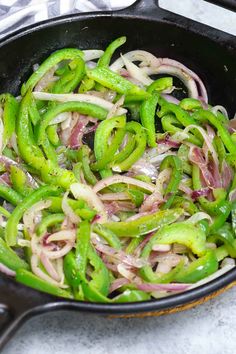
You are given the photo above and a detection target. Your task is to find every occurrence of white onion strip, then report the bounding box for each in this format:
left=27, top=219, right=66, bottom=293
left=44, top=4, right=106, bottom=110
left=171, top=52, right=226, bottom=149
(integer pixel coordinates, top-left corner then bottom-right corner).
left=110, top=50, right=161, bottom=72
left=31, top=254, right=67, bottom=287
left=121, top=54, right=152, bottom=85
left=70, top=182, right=107, bottom=223
left=47, top=230, right=76, bottom=243
left=33, top=92, right=127, bottom=116
left=23, top=200, right=51, bottom=233
left=62, top=191, right=80, bottom=224
left=93, top=175, right=156, bottom=194
left=141, top=65, right=199, bottom=99
left=83, top=50, right=104, bottom=61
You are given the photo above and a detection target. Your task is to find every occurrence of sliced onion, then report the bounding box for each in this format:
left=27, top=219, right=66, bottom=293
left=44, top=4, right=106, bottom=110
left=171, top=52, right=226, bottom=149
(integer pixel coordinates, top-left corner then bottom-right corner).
left=229, top=188, right=236, bottom=202
left=50, top=112, right=71, bottom=125
left=43, top=242, right=74, bottom=259
left=34, top=67, right=58, bottom=92
left=126, top=158, right=158, bottom=180
left=0, top=263, right=16, bottom=276
left=139, top=189, right=163, bottom=213
left=83, top=50, right=104, bottom=61
left=221, top=257, right=235, bottom=268
left=107, top=95, right=125, bottom=119
left=178, top=182, right=193, bottom=195
left=62, top=191, right=80, bottom=224
left=152, top=244, right=172, bottom=252
left=23, top=200, right=51, bottom=232
left=92, top=236, right=146, bottom=268
left=221, top=160, right=233, bottom=190
left=0, top=156, right=38, bottom=188
left=191, top=187, right=210, bottom=200
left=117, top=264, right=137, bottom=281
left=110, top=50, right=161, bottom=72
left=40, top=252, right=60, bottom=281
left=47, top=230, right=76, bottom=243
left=184, top=125, right=219, bottom=165
left=161, top=94, right=180, bottom=104
left=93, top=175, right=156, bottom=194
left=109, top=278, right=129, bottom=294
left=17, top=239, right=31, bottom=247
left=99, top=192, right=130, bottom=201
left=31, top=254, right=67, bottom=287
left=137, top=282, right=190, bottom=292
left=33, top=92, right=127, bottom=116
left=141, top=65, right=199, bottom=99
left=70, top=182, right=107, bottom=223
left=212, top=105, right=228, bottom=118
left=121, top=54, right=152, bottom=85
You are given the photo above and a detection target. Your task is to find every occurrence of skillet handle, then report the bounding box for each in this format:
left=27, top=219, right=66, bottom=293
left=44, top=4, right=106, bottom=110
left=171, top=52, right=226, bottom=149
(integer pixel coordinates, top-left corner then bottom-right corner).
left=115, top=0, right=167, bottom=19
left=0, top=274, right=53, bottom=350
left=0, top=304, right=28, bottom=350
left=204, top=0, right=236, bottom=11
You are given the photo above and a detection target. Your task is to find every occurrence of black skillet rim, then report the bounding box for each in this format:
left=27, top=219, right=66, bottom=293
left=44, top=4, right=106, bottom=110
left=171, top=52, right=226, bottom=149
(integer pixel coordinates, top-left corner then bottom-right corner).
left=0, top=7, right=235, bottom=315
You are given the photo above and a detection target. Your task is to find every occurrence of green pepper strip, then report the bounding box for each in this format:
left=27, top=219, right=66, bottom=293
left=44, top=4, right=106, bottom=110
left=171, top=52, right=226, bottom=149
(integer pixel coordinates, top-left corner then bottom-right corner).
left=28, top=94, right=41, bottom=125
left=193, top=109, right=236, bottom=154
left=6, top=185, right=60, bottom=246
left=95, top=36, right=127, bottom=91
left=36, top=213, right=65, bottom=236
left=0, top=94, right=19, bottom=146
left=16, top=269, right=72, bottom=298
left=17, top=92, right=76, bottom=188
left=47, top=125, right=59, bottom=146
left=161, top=114, right=201, bottom=146
left=64, top=221, right=111, bottom=301
left=140, top=259, right=184, bottom=284
left=112, top=132, right=136, bottom=164
left=208, top=223, right=236, bottom=258
left=209, top=200, right=231, bottom=233
left=232, top=202, right=236, bottom=236
left=160, top=155, right=182, bottom=209
left=77, top=146, right=98, bottom=185
left=215, top=245, right=229, bottom=261
left=147, top=77, right=173, bottom=94
left=174, top=251, right=218, bottom=283
left=91, top=128, right=126, bottom=171
left=98, top=36, right=126, bottom=67
left=158, top=98, right=197, bottom=126
left=0, top=184, right=23, bottom=205
left=192, top=165, right=227, bottom=215
left=177, top=144, right=192, bottom=175
left=0, top=206, right=10, bottom=218
left=114, top=121, right=147, bottom=171
left=36, top=101, right=108, bottom=146
left=86, top=66, right=149, bottom=97
left=10, top=165, right=33, bottom=197
left=112, top=290, right=150, bottom=302
left=0, top=238, right=29, bottom=271
left=171, top=196, right=199, bottom=215
left=104, top=208, right=183, bottom=237
left=93, top=115, right=126, bottom=182
left=51, top=57, right=85, bottom=94
left=179, top=98, right=202, bottom=111
left=21, top=48, right=84, bottom=95
left=154, top=221, right=207, bottom=256
left=140, top=93, right=159, bottom=147
left=92, top=115, right=126, bottom=172
left=92, top=223, right=121, bottom=250
left=47, top=196, right=85, bottom=213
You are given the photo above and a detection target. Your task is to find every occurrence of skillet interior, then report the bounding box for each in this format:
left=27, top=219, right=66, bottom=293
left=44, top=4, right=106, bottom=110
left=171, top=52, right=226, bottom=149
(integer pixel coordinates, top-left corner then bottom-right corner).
left=0, top=1, right=236, bottom=342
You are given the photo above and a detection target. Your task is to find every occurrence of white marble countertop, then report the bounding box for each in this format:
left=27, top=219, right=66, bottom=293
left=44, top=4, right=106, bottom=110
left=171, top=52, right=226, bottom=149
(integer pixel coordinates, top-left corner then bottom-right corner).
left=2, top=1, right=236, bottom=353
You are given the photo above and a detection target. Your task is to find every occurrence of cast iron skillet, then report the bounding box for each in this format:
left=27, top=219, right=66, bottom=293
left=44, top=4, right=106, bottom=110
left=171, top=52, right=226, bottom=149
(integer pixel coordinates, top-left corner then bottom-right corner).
left=0, top=0, right=236, bottom=349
